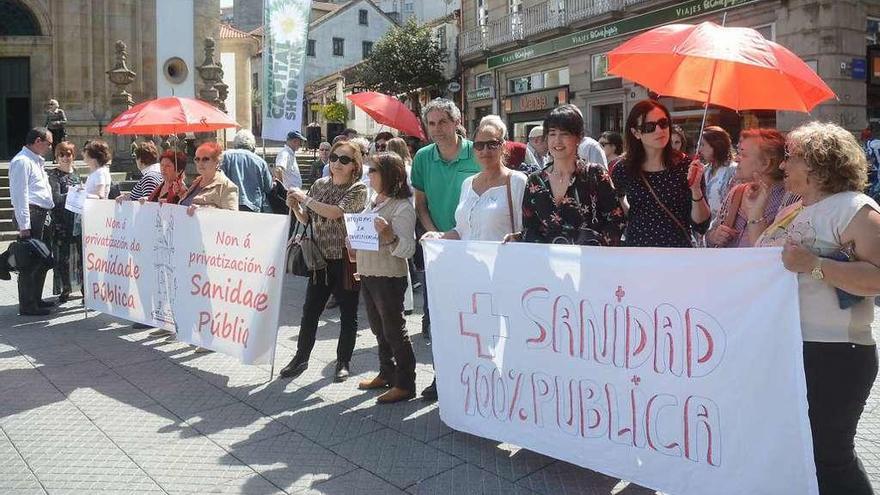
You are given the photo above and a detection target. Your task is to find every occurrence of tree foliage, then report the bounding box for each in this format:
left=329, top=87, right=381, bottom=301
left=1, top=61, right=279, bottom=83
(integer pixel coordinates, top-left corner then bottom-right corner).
left=351, top=19, right=448, bottom=99
left=321, top=102, right=348, bottom=123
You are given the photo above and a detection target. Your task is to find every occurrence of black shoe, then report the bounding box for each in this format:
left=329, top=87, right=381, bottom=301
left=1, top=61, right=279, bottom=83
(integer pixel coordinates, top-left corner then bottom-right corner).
left=421, top=379, right=437, bottom=401
left=132, top=323, right=153, bottom=329
left=334, top=361, right=350, bottom=382
left=37, top=300, right=56, bottom=308
left=58, top=292, right=70, bottom=304
left=279, top=355, right=309, bottom=379
left=404, top=309, right=413, bottom=316
left=20, top=307, right=51, bottom=317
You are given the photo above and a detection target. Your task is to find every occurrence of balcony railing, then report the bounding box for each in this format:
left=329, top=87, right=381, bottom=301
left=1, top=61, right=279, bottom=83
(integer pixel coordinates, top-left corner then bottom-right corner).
left=459, top=0, right=639, bottom=58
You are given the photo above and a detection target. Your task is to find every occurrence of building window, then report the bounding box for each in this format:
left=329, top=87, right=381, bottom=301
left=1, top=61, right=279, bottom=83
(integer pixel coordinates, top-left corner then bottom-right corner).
left=306, top=39, right=316, bottom=57
left=508, top=76, right=531, bottom=94
left=752, top=23, right=775, bottom=41
left=475, top=72, right=493, bottom=89
left=436, top=25, right=447, bottom=52
left=332, top=37, right=344, bottom=57
left=507, top=67, right=568, bottom=95
left=362, top=41, right=373, bottom=59
left=591, top=54, right=616, bottom=82
left=359, top=9, right=368, bottom=25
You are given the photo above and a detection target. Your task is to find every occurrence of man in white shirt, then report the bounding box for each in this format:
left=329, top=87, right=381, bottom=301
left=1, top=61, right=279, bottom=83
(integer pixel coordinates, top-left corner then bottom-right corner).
left=274, top=130, right=304, bottom=189
left=9, top=127, right=56, bottom=316
left=526, top=125, right=549, bottom=167
left=578, top=135, right=608, bottom=169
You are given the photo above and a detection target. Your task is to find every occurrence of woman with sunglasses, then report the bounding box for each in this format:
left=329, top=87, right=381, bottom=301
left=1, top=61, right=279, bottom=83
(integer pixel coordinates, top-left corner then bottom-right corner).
left=598, top=131, right=624, bottom=175
left=141, top=150, right=189, bottom=205
left=422, top=115, right=527, bottom=242
left=46, top=141, right=82, bottom=303
left=611, top=100, right=710, bottom=247
left=511, top=105, right=625, bottom=246
left=179, top=142, right=239, bottom=214
left=353, top=152, right=418, bottom=403
left=280, top=141, right=368, bottom=382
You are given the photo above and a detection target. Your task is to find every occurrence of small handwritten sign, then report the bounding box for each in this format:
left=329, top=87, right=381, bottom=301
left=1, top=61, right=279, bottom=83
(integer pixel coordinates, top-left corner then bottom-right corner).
left=65, top=188, right=87, bottom=215
left=344, top=213, right=379, bottom=251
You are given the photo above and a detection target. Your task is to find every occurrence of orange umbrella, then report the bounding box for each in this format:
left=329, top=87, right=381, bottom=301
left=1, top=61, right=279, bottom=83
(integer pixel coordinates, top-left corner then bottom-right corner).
left=105, top=96, right=238, bottom=135
left=346, top=92, right=426, bottom=140
left=607, top=21, right=836, bottom=113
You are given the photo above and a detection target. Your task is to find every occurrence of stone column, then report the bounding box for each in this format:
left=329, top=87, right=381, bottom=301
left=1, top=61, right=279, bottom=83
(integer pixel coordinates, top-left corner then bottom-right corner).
left=106, top=40, right=137, bottom=169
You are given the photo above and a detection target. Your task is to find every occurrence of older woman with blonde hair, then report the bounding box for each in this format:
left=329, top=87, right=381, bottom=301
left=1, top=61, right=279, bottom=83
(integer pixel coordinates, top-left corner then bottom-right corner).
left=757, top=121, right=880, bottom=495
left=179, top=142, right=239, bottom=214
left=280, top=140, right=368, bottom=382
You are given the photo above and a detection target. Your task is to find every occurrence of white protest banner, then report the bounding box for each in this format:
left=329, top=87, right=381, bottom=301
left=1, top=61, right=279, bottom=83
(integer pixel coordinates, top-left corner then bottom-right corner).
left=82, top=200, right=290, bottom=365
left=65, top=188, right=87, bottom=215
left=343, top=213, right=379, bottom=251
left=262, top=0, right=311, bottom=141
left=424, top=240, right=817, bottom=495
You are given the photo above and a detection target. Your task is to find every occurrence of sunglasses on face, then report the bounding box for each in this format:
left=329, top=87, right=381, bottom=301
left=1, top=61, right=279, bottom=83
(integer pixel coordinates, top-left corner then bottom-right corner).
left=375, top=144, right=386, bottom=151
left=638, top=118, right=670, bottom=134
left=330, top=153, right=354, bottom=165
left=473, top=140, right=503, bottom=151
left=194, top=156, right=213, bottom=162
left=368, top=167, right=378, bottom=174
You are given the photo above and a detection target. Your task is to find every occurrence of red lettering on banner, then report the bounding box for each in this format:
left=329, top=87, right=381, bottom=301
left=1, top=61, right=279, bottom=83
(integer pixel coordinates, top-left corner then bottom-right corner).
left=190, top=274, right=269, bottom=311
left=86, top=252, right=141, bottom=280
left=197, top=311, right=251, bottom=348
left=521, top=287, right=726, bottom=378
left=91, top=282, right=136, bottom=308
left=458, top=363, right=722, bottom=466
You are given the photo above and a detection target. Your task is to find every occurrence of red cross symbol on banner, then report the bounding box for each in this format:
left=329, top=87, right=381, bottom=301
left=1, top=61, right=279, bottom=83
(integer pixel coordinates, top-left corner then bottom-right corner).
left=459, top=293, right=507, bottom=359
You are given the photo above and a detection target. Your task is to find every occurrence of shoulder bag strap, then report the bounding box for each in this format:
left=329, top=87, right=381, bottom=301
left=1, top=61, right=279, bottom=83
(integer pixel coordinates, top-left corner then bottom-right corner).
left=505, top=174, right=516, bottom=234
left=639, top=172, right=693, bottom=246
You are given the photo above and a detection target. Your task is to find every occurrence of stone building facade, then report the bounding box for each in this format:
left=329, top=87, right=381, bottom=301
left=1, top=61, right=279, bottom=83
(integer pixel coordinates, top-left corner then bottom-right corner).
left=459, top=0, right=877, bottom=145
left=0, top=0, right=220, bottom=159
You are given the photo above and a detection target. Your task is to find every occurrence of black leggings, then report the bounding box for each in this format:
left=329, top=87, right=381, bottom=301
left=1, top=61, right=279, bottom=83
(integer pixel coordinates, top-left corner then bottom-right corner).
left=295, top=259, right=360, bottom=363
left=804, top=342, right=878, bottom=495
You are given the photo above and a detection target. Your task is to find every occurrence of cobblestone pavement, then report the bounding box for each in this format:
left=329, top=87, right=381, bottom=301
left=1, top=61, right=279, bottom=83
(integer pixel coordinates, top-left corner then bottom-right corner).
left=1, top=270, right=880, bottom=494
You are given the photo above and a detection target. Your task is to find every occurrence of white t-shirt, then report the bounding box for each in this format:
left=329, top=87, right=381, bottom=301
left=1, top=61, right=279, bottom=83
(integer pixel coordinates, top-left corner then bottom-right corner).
left=453, top=171, right=527, bottom=241
left=85, top=166, right=112, bottom=198
left=275, top=145, right=302, bottom=189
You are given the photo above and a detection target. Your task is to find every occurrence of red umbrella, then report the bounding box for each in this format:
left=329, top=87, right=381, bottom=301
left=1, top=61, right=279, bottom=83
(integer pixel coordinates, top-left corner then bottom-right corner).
left=105, top=96, right=239, bottom=135
left=346, top=92, right=426, bottom=140
left=607, top=21, right=836, bottom=113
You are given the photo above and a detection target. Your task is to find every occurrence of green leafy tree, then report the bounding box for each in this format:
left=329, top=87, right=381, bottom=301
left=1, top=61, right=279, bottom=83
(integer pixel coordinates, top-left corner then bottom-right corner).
left=351, top=19, right=448, bottom=118
left=321, top=102, right=348, bottom=123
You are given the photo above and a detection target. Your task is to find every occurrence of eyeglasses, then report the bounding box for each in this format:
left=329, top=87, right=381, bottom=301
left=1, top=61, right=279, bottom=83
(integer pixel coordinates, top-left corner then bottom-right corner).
left=194, top=156, right=213, bottom=162
left=367, top=167, right=378, bottom=174
left=375, top=144, right=386, bottom=151
left=638, top=118, right=670, bottom=134
left=598, top=141, right=610, bottom=146
left=473, top=140, right=503, bottom=151
left=330, top=153, right=354, bottom=165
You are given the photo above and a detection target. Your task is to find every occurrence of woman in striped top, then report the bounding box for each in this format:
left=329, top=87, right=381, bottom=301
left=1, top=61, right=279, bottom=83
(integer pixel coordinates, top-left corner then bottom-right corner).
left=116, top=141, right=163, bottom=202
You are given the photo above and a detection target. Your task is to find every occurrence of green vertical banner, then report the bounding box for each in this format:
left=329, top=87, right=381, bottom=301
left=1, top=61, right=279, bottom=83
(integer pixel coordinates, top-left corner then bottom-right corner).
left=263, top=0, right=311, bottom=141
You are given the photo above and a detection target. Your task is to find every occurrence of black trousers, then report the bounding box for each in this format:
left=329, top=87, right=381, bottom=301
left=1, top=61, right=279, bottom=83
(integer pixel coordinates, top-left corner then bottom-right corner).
left=13, top=206, right=50, bottom=311
left=361, top=276, right=415, bottom=391
left=804, top=342, right=878, bottom=495
left=296, top=259, right=359, bottom=363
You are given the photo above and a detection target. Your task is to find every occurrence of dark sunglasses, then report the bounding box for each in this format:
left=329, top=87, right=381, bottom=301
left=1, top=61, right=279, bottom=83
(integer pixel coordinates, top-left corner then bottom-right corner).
left=194, top=156, right=213, bottom=162
left=330, top=153, right=354, bottom=165
left=638, top=118, right=670, bottom=134
left=473, top=140, right=503, bottom=151
left=375, top=144, right=386, bottom=151
left=367, top=167, right=378, bottom=174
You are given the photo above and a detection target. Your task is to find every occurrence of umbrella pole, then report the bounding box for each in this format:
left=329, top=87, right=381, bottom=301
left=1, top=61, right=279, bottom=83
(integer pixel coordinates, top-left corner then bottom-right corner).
left=694, top=13, right=727, bottom=156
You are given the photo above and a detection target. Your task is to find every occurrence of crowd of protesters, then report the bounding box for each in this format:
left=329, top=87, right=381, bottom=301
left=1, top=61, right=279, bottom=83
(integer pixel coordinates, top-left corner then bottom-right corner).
left=6, top=95, right=880, bottom=494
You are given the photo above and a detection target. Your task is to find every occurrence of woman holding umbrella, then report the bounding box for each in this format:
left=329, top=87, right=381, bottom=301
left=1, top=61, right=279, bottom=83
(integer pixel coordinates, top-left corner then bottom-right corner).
left=611, top=100, right=710, bottom=247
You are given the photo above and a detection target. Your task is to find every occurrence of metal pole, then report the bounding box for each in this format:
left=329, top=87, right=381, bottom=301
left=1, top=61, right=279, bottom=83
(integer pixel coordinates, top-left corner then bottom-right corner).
left=694, top=13, right=728, bottom=156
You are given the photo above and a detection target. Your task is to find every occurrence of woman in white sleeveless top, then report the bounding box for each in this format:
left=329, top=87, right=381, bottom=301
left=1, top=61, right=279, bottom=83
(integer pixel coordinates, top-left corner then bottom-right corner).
left=757, top=121, right=880, bottom=495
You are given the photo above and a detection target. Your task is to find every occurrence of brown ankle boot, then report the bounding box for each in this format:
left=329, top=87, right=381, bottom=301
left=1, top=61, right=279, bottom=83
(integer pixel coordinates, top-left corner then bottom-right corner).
left=377, top=387, right=415, bottom=404
left=358, top=375, right=390, bottom=390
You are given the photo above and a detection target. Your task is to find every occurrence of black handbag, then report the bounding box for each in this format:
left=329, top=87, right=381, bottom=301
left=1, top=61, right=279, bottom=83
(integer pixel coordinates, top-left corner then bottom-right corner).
left=286, top=218, right=326, bottom=277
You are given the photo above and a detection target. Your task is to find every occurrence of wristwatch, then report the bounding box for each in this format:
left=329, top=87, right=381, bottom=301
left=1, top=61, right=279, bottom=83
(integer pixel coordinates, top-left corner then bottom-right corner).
left=811, top=259, right=824, bottom=280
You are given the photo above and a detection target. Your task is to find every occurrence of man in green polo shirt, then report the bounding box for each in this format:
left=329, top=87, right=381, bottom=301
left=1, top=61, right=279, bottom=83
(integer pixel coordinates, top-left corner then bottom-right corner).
left=412, top=98, right=480, bottom=401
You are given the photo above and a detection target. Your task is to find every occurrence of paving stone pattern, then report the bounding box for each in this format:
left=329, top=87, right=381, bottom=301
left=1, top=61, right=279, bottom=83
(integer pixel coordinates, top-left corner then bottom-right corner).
left=1, top=271, right=879, bottom=494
